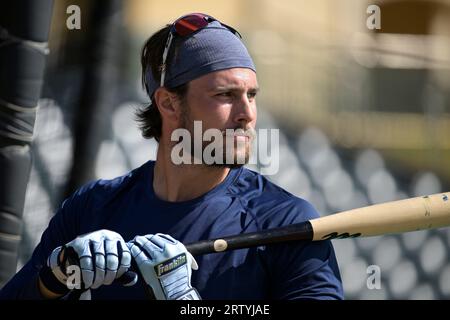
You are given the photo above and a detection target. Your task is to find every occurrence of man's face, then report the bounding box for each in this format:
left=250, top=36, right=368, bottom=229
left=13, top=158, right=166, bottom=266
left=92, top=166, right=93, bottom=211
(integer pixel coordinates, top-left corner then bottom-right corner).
left=179, top=67, right=258, bottom=168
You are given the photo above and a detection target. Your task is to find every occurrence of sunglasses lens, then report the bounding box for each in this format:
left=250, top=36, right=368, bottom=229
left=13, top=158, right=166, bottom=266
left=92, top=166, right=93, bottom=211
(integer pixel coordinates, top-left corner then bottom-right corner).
left=175, top=14, right=210, bottom=36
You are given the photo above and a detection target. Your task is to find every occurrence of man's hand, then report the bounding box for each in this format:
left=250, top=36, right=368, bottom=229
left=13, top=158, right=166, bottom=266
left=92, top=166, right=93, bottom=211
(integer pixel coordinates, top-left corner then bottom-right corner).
left=127, top=233, right=201, bottom=300
left=39, top=229, right=135, bottom=298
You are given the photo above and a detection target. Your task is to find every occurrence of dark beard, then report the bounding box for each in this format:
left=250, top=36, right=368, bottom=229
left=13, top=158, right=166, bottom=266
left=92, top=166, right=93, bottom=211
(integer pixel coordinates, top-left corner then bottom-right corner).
left=179, top=110, right=252, bottom=168
left=208, top=144, right=251, bottom=169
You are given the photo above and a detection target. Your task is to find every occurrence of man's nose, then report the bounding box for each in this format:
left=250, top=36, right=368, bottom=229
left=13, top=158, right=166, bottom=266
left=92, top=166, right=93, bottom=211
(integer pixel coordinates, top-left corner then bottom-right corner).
left=233, top=94, right=256, bottom=125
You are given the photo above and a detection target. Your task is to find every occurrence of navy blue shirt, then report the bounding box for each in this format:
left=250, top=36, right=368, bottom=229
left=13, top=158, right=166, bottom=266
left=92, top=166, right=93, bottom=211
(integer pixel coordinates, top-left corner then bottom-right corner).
left=0, top=161, right=343, bottom=299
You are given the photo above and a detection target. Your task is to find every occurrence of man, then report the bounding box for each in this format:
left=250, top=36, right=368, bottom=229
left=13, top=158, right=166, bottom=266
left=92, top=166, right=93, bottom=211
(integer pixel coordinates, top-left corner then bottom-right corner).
left=0, top=13, right=343, bottom=300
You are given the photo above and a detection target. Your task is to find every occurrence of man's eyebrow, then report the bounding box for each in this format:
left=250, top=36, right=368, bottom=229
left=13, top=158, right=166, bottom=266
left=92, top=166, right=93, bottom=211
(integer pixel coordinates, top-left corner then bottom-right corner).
left=210, top=85, right=260, bottom=92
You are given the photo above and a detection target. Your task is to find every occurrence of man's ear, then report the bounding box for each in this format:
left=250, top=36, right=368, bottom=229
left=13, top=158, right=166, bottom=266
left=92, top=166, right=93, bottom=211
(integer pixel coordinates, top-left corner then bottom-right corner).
left=153, top=87, right=180, bottom=122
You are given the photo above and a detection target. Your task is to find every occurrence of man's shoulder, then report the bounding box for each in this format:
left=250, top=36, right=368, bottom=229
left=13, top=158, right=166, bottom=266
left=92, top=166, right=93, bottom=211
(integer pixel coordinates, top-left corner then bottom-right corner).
left=68, top=160, right=151, bottom=206
left=233, top=167, right=319, bottom=227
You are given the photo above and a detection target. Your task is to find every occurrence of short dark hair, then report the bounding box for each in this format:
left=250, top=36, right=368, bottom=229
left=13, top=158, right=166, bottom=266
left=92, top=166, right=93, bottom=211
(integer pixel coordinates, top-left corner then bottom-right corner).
left=136, top=26, right=188, bottom=142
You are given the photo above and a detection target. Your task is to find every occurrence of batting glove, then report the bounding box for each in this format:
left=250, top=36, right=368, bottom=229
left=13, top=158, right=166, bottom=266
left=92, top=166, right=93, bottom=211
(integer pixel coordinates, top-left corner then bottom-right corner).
left=39, top=229, right=136, bottom=294
left=127, top=233, right=201, bottom=300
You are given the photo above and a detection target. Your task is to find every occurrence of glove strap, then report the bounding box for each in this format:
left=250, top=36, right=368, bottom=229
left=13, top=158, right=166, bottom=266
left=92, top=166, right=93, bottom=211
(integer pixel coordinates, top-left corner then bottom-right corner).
left=38, top=247, right=71, bottom=295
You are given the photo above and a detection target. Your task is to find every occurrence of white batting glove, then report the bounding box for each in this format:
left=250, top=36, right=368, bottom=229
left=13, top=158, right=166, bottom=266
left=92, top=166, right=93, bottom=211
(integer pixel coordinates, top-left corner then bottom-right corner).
left=41, top=229, right=136, bottom=293
left=127, top=233, right=201, bottom=300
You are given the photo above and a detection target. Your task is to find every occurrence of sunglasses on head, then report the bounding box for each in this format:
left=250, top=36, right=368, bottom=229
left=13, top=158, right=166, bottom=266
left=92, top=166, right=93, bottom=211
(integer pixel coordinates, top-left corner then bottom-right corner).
left=160, top=13, right=242, bottom=87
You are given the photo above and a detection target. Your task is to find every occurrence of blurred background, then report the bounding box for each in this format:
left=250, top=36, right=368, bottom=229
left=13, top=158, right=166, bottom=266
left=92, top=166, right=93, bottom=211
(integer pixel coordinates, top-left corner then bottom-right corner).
left=1, top=0, right=450, bottom=299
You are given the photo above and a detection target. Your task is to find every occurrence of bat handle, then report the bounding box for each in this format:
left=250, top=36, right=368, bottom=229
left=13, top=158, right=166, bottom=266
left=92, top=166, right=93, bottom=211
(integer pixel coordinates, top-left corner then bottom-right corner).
left=116, top=270, right=139, bottom=286
left=184, top=221, right=314, bottom=255
left=103, top=222, right=314, bottom=295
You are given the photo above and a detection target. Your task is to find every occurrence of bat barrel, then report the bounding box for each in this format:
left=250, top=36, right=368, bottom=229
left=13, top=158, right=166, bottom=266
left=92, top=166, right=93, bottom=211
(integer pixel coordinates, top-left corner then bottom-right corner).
left=310, top=192, right=450, bottom=241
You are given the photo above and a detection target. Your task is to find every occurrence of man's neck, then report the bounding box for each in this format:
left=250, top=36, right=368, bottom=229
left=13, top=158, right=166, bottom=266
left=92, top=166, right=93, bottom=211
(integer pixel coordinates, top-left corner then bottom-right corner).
left=153, top=144, right=230, bottom=202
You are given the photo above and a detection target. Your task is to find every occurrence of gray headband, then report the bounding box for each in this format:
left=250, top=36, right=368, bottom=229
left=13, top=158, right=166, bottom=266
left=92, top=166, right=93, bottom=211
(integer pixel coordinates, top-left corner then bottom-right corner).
left=145, top=21, right=256, bottom=98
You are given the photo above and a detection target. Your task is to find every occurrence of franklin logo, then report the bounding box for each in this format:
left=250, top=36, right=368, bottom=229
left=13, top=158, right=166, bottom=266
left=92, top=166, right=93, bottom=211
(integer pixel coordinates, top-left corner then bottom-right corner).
left=155, top=253, right=187, bottom=277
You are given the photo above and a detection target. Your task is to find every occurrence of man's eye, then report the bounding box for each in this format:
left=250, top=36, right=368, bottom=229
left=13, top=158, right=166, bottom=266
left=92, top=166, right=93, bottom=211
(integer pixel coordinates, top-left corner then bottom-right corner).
left=217, top=92, right=232, bottom=97
left=247, top=92, right=257, bottom=99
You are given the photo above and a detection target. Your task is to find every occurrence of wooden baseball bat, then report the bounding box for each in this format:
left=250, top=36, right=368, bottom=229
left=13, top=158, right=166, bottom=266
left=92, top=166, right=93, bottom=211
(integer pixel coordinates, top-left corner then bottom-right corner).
left=112, top=192, right=450, bottom=288
left=185, top=192, right=450, bottom=256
